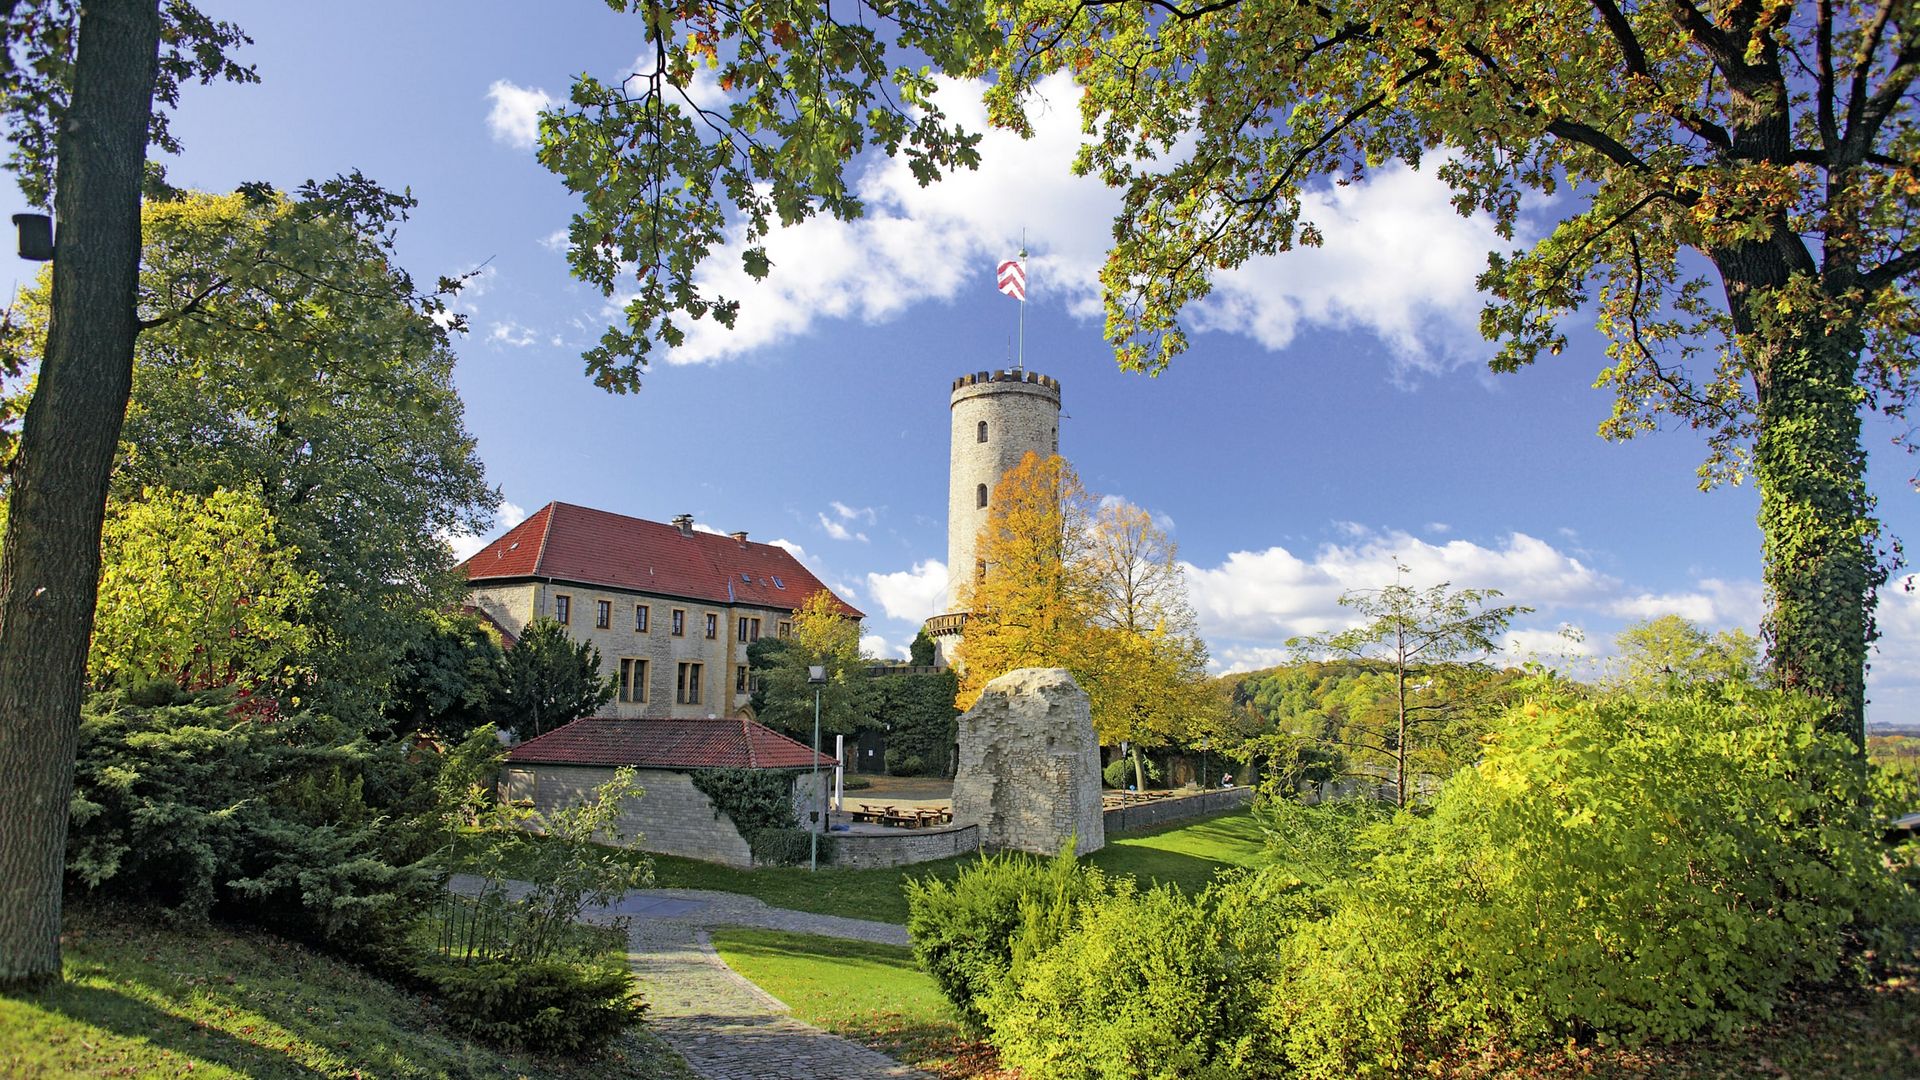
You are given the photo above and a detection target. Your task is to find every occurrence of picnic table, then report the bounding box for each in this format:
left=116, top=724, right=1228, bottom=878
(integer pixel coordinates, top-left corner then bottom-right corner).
left=848, top=803, right=954, bottom=828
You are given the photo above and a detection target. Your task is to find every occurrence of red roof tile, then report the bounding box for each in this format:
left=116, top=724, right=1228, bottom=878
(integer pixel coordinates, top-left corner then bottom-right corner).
left=461, top=502, right=861, bottom=618
left=507, top=716, right=836, bottom=770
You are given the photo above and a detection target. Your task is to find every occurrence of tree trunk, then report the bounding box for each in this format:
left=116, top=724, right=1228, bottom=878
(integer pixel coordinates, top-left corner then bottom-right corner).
left=1752, top=316, right=1878, bottom=747
left=0, top=0, right=162, bottom=988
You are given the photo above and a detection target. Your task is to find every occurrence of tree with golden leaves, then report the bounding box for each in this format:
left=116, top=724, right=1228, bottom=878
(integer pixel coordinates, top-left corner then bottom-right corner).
left=955, top=455, right=1210, bottom=786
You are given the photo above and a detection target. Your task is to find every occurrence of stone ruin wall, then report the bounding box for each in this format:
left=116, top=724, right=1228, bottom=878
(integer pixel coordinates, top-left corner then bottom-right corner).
left=949, top=667, right=1105, bottom=856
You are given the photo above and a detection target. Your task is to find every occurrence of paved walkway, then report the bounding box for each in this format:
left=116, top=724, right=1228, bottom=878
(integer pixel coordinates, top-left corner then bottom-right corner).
left=448, top=876, right=926, bottom=1080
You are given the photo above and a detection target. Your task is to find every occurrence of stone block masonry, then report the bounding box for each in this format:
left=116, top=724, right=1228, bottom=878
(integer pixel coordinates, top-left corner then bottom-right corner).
left=503, top=764, right=754, bottom=866
left=950, top=667, right=1104, bottom=856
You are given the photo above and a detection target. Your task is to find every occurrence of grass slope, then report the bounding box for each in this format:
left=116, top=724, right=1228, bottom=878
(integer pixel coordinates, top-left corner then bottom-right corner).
left=0, top=904, right=696, bottom=1080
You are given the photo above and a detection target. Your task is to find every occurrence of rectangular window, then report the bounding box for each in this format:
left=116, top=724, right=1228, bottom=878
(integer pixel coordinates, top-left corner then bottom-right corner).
left=735, top=664, right=749, bottom=694
left=554, top=594, right=571, bottom=624
left=635, top=604, right=650, bottom=633
left=676, top=661, right=703, bottom=705
left=737, top=616, right=750, bottom=643
left=777, top=621, right=791, bottom=638
left=671, top=608, right=685, bottom=636
left=704, top=612, right=718, bottom=640
left=748, top=617, right=761, bottom=641
left=619, top=657, right=648, bottom=703
left=595, top=599, right=611, bottom=629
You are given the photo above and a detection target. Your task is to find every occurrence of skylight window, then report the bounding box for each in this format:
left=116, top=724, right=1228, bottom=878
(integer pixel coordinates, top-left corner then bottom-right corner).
left=772, top=576, right=784, bottom=589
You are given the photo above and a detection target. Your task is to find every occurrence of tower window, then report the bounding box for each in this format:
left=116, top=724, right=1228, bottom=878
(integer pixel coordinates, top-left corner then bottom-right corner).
left=976, top=483, right=988, bottom=509
left=977, top=420, right=988, bottom=443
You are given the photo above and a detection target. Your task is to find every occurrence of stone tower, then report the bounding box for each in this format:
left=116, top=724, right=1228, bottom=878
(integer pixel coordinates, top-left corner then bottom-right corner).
left=924, top=368, right=1063, bottom=664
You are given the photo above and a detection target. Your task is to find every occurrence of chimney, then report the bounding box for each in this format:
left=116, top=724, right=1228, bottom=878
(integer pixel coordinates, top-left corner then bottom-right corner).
left=672, top=513, right=694, bottom=537
left=729, top=530, right=748, bottom=543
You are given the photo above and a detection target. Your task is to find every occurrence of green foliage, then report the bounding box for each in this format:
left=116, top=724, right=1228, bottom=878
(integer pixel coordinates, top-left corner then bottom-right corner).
left=904, top=848, right=1105, bottom=1031
left=873, top=668, right=959, bottom=777
left=1102, top=753, right=1159, bottom=790
left=1610, top=613, right=1761, bottom=693
left=494, top=618, right=615, bottom=740
left=1265, top=688, right=1920, bottom=1073
left=89, top=486, right=317, bottom=694
left=1252, top=796, right=1392, bottom=893
left=65, top=688, right=435, bottom=950
left=909, top=628, right=938, bottom=667
left=2, top=185, right=496, bottom=720
left=753, top=590, right=875, bottom=738
left=687, top=766, right=815, bottom=864
left=1289, top=568, right=1531, bottom=806
left=981, top=873, right=1309, bottom=1080
left=387, top=610, right=509, bottom=738
left=748, top=826, right=832, bottom=867
left=451, top=768, right=654, bottom=965
left=417, top=956, right=642, bottom=1056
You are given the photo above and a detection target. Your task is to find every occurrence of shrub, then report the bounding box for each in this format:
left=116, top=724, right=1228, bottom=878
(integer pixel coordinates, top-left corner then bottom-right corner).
left=984, top=870, right=1311, bottom=1079
left=884, top=748, right=927, bottom=776
left=905, top=847, right=1103, bottom=1030
left=1103, top=753, right=1160, bottom=790
left=750, top=826, right=833, bottom=866
left=421, top=956, right=642, bottom=1054
left=66, top=688, right=435, bottom=951
left=1266, top=687, right=1920, bottom=1074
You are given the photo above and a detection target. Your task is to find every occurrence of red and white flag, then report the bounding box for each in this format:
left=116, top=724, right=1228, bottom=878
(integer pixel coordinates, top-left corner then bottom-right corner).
left=996, top=256, right=1026, bottom=301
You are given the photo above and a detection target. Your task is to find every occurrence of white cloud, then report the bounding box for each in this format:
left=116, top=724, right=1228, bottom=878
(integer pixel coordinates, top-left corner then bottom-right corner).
left=1606, top=579, right=1763, bottom=629
left=861, top=633, right=907, bottom=661
left=539, top=228, right=569, bottom=252
left=865, top=559, right=949, bottom=623
left=816, top=513, right=869, bottom=543
left=488, top=321, right=537, bottom=347
left=648, top=72, right=1504, bottom=368
left=1185, top=526, right=1616, bottom=668
left=445, top=500, right=528, bottom=562
left=486, top=80, right=554, bottom=149
left=830, top=501, right=877, bottom=524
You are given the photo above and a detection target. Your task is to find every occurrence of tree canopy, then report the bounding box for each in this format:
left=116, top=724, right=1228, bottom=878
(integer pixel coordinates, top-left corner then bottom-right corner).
left=538, top=0, right=1920, bottom=745
left=754, top=589, right=876, bottom=737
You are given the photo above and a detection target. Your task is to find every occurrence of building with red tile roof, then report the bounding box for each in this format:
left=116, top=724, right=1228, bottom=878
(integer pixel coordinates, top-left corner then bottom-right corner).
left=507, top=716, right=835, bottom=771
left=461, top=502, right=861, bottom=721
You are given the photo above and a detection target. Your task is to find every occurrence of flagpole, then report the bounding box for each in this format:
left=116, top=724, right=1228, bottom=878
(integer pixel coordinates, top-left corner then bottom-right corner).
left=1016, top=230, right=1027, bottom=373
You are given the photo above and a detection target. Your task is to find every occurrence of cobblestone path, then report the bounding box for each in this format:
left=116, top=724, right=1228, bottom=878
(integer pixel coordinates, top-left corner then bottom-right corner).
left=448, top=877, right=927, bottom=1079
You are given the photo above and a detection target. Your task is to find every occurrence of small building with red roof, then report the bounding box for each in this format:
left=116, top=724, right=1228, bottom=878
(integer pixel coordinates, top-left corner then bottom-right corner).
left=501, top=715, right=836, bottom=866
left=461, top=501, right=861, bottom=722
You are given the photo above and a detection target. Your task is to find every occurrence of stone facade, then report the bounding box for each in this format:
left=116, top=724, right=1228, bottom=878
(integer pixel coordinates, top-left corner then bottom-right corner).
left=950, top=667, right=1104, bottom=856
left=469, top=579, right=794, bottom=721
left=500, top=763, right=829, bottom=868
left=1103, top=786, right=1253, bottom=833
left=929, top=369, right=1063, bottom=665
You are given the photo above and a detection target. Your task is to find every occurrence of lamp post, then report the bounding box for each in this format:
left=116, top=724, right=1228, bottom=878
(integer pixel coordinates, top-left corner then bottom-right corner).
left=808, top=664, right=826, bottom=872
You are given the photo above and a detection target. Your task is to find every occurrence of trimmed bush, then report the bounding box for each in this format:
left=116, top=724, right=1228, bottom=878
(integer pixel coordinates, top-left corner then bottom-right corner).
left=984, top=871, right=1311, bottom=1079
left=1103, top=753, right=1160, bottom=790
left=421, top=956, right=642, bottom=1054
left=884, top=749, right=927, bottom=776
left=905, top=848, right=1103, bottom=1030
left=750, top=826, right=833, bottom=866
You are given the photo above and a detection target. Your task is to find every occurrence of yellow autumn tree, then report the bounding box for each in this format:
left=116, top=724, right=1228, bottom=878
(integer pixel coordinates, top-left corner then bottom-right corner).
left=954, top=455, right=1210, bottom=788
left=954, top=452, right=1095, bottom=710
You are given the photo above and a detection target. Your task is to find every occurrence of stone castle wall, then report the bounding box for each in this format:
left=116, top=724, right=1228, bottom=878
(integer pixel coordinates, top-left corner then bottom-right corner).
left=501, top=764, right=755, bottom=866
left=949, top=667, right=1104, bottom=856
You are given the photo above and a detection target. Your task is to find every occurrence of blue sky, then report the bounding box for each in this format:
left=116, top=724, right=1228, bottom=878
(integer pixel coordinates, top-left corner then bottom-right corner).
left=5, top=2, right=1916, bottom=720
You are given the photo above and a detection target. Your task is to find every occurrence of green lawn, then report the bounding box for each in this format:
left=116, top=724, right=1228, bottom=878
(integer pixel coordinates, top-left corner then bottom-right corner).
left=0, top=903, right=696, bottom=1080
left=451, top=805, right=1266, bottom=926
left=707, top=927, right=989, bottom=1076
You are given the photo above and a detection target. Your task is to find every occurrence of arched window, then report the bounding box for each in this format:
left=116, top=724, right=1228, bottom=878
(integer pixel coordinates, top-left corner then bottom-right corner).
left=976, top=483, right=988, bottom=508
left=977, top=420, right=988, bottom=443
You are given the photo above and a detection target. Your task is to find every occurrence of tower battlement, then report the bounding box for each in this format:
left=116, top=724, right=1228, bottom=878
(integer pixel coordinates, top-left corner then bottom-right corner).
left=951, top=369, right=1063, bottom=395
